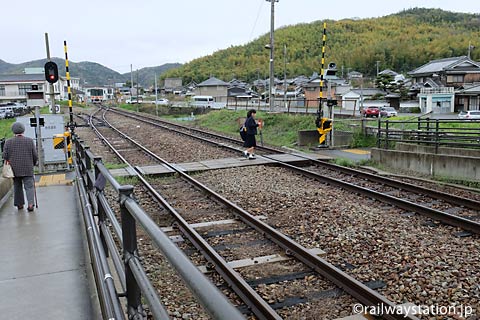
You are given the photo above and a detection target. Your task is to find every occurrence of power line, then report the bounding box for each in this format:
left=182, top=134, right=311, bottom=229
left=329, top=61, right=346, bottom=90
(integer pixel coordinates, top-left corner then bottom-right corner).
left=249, top=0, right=265, bottom=41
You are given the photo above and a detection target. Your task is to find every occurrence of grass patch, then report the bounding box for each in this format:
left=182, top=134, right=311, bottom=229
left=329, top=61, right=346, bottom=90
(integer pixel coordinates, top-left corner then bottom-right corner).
left=350, top=131, right=378, bottom=148
left=118, top=103, right=139, bottom=112
left=0, top=119, right=16, bottom=139
left=433, top=176, right=480, bottom=189
left=114, top=176, right=139, bottom=186
left=104, top=162, right=128, bottom=170
left=195, top=109, right=317, bottom=147
left=332, top=157, right=357, bottom=167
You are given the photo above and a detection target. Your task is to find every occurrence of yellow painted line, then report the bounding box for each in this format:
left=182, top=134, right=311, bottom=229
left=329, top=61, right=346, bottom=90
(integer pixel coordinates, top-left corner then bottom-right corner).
left=341, top=149, right=371, bottom=155
left=36, top=174, right=71, bottom=187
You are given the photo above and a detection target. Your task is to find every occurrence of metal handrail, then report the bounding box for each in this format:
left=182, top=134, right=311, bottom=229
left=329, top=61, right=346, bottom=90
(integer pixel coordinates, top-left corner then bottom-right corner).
left=74, top=134, right=244, bottom=320
left=74, top=161, right=125, bottom=320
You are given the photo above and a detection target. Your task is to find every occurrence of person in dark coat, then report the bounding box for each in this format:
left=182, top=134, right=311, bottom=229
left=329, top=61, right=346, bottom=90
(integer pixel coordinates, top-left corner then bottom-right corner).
left=243, top=109, right=259, bottom=160
left=3, top=122, right=38, bottom=211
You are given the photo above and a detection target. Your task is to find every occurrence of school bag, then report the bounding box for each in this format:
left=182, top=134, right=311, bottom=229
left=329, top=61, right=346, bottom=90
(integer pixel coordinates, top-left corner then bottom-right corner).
left=239, top=125, right=247, bottom=141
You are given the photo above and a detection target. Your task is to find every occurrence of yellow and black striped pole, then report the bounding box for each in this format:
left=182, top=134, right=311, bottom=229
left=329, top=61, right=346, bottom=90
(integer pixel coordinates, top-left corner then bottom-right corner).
left=64, top=40, right=74, bottom=133
left=317, top=22, right=327, bottom=122
left=316, top=22, right=332, bottom=146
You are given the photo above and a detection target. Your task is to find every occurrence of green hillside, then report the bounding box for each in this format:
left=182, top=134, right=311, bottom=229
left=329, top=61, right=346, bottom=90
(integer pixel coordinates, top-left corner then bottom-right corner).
left=161, top=8, right=480, bottom=83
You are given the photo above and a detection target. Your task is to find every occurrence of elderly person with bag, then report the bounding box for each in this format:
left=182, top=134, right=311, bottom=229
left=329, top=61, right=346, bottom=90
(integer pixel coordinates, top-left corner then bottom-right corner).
left=3, top=122, right=38, bottom=211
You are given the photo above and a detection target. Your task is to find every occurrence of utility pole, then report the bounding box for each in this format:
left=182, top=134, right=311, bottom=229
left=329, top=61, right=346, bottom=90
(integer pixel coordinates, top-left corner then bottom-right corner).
left=154, top=72, right=158, bottom=116
left=468, top=41, right=475, bottom=59
left=130, top=64, right=134, bottom=100
left=136, top=69, right=140, bottom=113
left=283, top=43, right=287, bottom=109
left=266, top=0, right=279, bottom=111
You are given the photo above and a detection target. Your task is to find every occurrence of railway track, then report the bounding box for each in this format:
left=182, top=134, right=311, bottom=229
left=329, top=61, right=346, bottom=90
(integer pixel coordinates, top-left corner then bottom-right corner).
left=88, top=107, right=417, bottom=319
left=103, top=106, right=480, bottom=235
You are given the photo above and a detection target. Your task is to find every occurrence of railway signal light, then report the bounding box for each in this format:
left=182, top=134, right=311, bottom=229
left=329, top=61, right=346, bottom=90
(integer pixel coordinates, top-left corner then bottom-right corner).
left=44, top=61, right=59, bottom=84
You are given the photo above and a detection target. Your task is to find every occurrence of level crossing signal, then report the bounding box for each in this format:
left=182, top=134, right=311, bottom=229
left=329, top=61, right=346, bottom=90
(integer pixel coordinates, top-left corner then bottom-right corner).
left=44, top=61, right=59, bottom=84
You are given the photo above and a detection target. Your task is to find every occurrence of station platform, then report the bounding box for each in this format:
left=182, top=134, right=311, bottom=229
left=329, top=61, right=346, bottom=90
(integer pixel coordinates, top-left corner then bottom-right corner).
left=0, top=173, right=96, bottom=319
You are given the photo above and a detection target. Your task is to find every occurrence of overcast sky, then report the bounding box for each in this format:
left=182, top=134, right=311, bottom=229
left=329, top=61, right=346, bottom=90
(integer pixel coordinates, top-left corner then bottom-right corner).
left=0, top=0, right=478, bottom=73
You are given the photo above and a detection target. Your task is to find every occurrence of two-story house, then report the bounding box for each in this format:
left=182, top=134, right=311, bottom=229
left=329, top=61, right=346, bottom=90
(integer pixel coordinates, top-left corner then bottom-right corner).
left=0, top=74, right=46, bottom=104
left=195, top=77, right=229, bottom=102
left=408, top=56, right=480, bottom=112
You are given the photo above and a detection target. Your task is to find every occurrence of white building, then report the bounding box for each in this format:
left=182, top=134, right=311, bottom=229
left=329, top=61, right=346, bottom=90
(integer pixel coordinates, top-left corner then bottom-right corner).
left=0, top=74, right=47, bottom=104
left=45, top=76, right=81, bottom=101
left=419, top=87, right=455, bottom=113
left=0, top=71, right=83, bottom=104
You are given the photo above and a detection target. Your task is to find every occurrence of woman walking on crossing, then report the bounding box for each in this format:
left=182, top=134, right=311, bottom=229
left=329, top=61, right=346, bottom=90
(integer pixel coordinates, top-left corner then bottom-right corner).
left=243, top=109, right=259, bottom=160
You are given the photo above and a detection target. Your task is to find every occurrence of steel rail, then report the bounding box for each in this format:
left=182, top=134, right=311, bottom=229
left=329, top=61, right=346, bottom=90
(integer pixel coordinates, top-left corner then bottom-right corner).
left=297, top=158, right=480, bottom=210
left=106, top=106, right=281, bottom=154
left=104, top=106, right=480, bottom=234
left=100, top=107, right=417, bottom=320
left=98, top=110, right=280, bottom=319
left=87, top=108, right=245, bottom=320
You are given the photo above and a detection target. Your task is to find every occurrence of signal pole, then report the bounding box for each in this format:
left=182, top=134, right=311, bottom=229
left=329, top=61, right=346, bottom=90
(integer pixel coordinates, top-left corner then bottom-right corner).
left=45, top=33, right=56, bottom=115
left=266, top=0, right=278, bottom=111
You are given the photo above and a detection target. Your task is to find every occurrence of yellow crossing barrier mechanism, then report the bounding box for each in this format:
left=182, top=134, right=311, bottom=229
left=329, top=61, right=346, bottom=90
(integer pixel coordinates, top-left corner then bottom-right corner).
left=53, top=131, right=72, bottom=164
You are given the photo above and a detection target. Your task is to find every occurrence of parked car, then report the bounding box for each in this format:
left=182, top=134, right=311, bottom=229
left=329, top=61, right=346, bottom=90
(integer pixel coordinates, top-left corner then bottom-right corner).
left=125, top=96, right=144, bottom=104
left=0, top=106, right=15, bottom=119
left=458, top=110, right=480, bottom=119
left=360, top=106, right=380, bottom=118
left=155, top=98, right=170, bottom=106
left=380, top=107, right=398, bottom=117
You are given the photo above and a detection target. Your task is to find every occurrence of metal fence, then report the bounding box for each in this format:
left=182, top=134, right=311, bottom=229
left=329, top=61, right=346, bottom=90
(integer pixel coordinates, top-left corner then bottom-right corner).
left=377, top=118, right=480, bottom=152
left=74, top=136, right=243, bottom=319
left=226, top=97, right=323, bottom=114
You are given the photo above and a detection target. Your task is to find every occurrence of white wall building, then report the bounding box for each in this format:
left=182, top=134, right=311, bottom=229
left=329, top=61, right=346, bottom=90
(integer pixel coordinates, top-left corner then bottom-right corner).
left=0, top=74, right=47, bottom=104
left=45, top=76, right=81, bottom=101
left=419, top=87, right=455, bottom=113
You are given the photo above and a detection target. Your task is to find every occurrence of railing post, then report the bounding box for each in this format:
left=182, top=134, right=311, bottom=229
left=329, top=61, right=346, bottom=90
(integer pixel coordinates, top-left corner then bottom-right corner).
left=435, top=119, right=439, bottom=154
left=119, top=185, right=143, bottom=319
left=385, top=120, right=389, bottom=149
left=93, top=156, right=109, bottom=257
left=377, top=118, right=381, bottom=148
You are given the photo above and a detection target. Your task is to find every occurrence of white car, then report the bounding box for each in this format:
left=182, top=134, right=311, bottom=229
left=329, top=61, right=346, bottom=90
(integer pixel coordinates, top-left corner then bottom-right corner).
left=458, top=110, right=480, bottom=119
left=155, top=98, right=170, bottom=106
left=380, top=107, right=398, bottom=117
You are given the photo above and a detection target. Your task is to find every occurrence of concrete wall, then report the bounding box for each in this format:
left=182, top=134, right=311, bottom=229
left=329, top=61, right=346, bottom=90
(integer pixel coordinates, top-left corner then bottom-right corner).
left=395, top=143, right=480, bottom=157
left=298, top=130, right=353, bottom=147
left=371, top=148, right=480, bottom=181
left=0, top=177, right=13, bottom=208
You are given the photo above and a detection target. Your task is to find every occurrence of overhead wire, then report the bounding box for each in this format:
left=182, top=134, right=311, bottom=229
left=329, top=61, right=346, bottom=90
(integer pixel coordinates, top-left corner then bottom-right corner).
left=249, top=0, right=266, bottom=41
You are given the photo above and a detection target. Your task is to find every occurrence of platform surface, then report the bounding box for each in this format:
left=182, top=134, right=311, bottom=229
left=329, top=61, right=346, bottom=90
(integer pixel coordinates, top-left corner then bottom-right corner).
left=0, top=182, right=94, bottom=320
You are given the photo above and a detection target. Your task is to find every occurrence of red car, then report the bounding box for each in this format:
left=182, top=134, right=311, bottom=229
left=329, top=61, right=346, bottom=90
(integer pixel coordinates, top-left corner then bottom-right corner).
left=360, top=106, right=380, bottom=118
